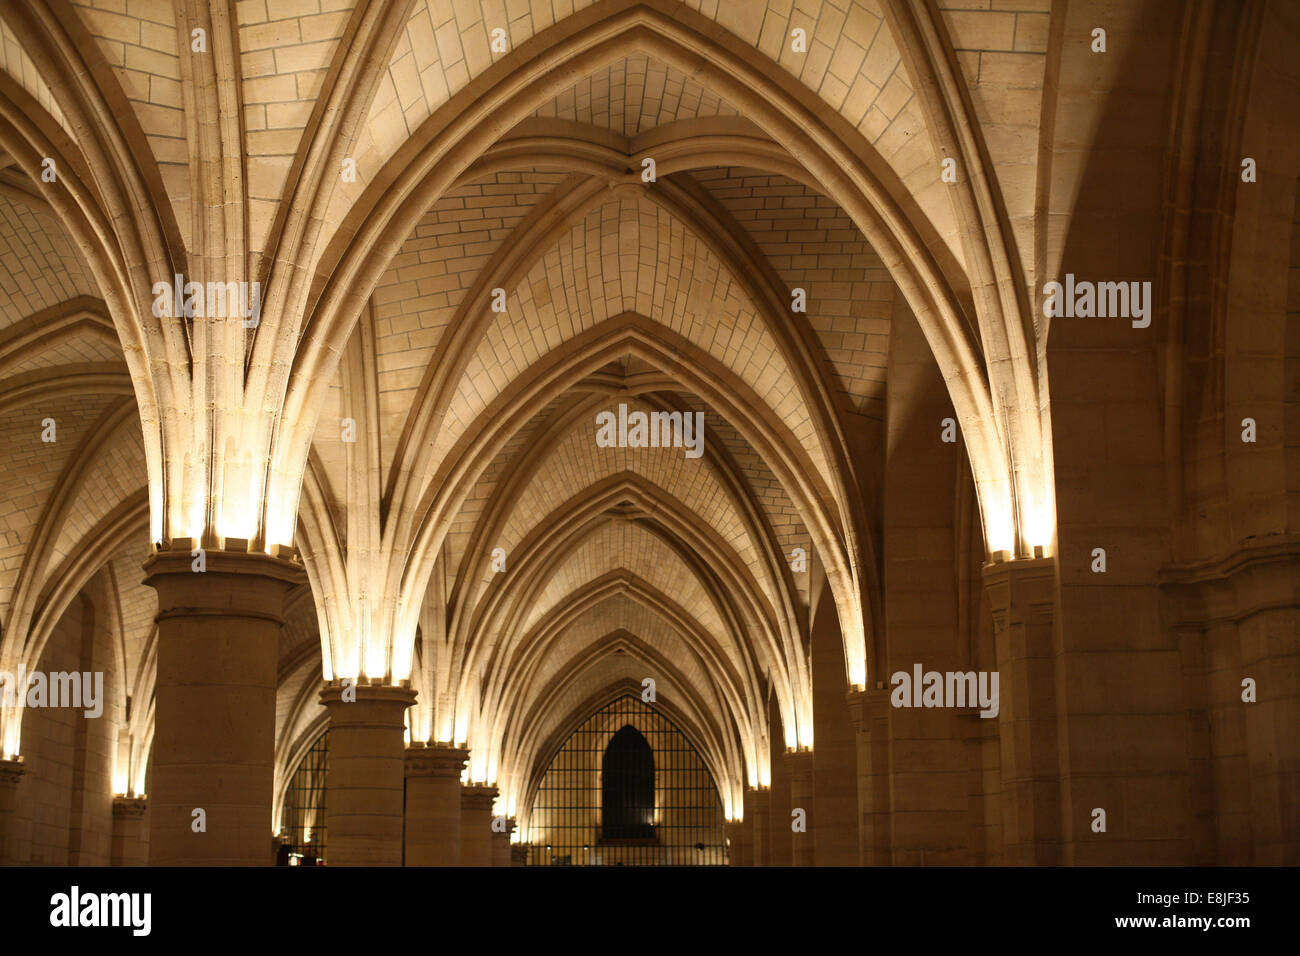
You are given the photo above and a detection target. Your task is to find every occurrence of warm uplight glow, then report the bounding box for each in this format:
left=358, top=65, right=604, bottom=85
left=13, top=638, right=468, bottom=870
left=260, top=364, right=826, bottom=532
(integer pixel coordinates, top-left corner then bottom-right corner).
left=1, top=720, right=19, bottom=761
left=984, top=498, right=1015, bottom=555
left=469, top=749, right=492, bottom=784
left=724, top=794, right=740, bottom=821
left=265, top=482, right=300, bottom=551
left=797, top=723, right=814, bottom=749
left=391, top=638, right=413, bottom=684
left=1022, top=493, right=1056, bottom=555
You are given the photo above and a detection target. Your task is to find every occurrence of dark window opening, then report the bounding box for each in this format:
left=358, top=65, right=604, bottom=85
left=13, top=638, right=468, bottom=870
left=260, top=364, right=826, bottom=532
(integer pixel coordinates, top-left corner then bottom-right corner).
left=600, top=725, right=656, bottom=842
left=277, top=731, right=328, bottom=866
left=524, top=694, right=726, bottom=865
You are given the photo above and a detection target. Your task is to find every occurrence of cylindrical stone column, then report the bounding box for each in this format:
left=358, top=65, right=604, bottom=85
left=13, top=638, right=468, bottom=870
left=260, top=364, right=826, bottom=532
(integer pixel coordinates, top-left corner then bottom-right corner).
left=111, top=796, right=148, bottom=866
left=404, top=744, right=468, bottom=866
left=143, top=549, right=301, bottom=866
left=320, top=683, right=415, bottom=866
left=491, top=816, right=515, bottom=866
left=459, top=784, right=497, bottom=866
left=786, top=750, right=815, bottom=866
left=0, top=756, right=25, bottom=865
left=745, top=787, right=770, bottom=866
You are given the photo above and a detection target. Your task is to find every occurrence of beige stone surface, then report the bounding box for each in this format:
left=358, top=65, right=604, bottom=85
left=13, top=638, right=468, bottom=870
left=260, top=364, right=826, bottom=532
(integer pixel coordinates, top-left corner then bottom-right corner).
left=0, top=0, right=1292, bottom=869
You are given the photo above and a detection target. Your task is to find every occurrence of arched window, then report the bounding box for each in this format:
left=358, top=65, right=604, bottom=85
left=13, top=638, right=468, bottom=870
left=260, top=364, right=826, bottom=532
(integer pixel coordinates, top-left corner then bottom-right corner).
left=526, top=694, right=726, bottom=865
left=601, top=725, right=656, bottom=841
left=277, top=731, right=328, bottom=866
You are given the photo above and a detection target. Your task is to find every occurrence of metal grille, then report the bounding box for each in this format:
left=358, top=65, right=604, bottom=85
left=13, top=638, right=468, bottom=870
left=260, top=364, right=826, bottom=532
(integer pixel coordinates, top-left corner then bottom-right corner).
left=277, top=731, right=328, bottom=866
left=524, top=694, right=726, bottom=865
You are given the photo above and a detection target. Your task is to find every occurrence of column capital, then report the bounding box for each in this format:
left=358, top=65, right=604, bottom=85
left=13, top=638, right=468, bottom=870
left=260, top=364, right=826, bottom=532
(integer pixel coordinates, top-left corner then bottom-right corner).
left=319, top=683, right=417, bottom=710
left=784, top=747, right=814, bottom=768
left=980, top=555, right=1056, bottom=598
left=142, top=549, right=304, bottom=632
left=405, top=743, right=469, bottom=778
left=461, top=783, right=498, bottom=811
left=112, top=796, right=148, bottom=820
left=0, top=756, right=24, bottom=788
left=143, top=547, right=305, bottom=586
left=845, top=686, right=890, bottom=727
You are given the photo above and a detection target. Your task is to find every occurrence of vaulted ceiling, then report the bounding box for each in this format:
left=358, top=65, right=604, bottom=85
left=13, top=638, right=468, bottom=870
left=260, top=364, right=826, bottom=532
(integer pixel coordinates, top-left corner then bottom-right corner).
left=0, top=0, right=1062, bottom=819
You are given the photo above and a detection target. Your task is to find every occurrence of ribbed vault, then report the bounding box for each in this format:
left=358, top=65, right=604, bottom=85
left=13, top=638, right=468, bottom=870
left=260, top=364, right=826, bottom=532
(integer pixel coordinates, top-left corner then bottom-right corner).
left=0, top=0, right=1054, bottom=831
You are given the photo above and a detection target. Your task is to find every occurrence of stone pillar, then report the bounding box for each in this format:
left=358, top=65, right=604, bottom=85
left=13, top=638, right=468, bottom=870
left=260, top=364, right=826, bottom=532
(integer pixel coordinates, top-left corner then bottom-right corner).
left=404, top=744, right=468, bottom=866
left=725, top=820, right=745, bottom=866
left=320, top=683, right=415, bottom=866
left=786, top=749, right=815, bottom=866
left=111, top=796, right=148, bottom=866
left=810, top=593, right=860, bottom=865
left=459, top=784, right=497, bottom=866
left=491, top=816, right=515, bottom=866
left=1166, top=548, right=1300, bottom=865
left=143, top=549, right=301, bottom=866
left=846, top=687, right=892, bottom=865
left=982, top=557, right=1061, bottom=865
left=510, top=843, right=528, bottom=866
left=0, top=756, right=25, bottom=865
left=767, top=698, right=793, bottom=865
left=745, top=787, right=770, bottom=865
left=1234, top=559, right=1300, bottom=864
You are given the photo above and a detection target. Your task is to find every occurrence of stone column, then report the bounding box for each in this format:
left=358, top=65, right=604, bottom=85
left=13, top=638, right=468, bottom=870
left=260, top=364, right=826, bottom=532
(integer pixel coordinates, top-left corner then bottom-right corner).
left=810, top=594, right=860, bottom=865
left=459, top=784, right=497, bottom=866
left=845, top=687, right=892, bottom=865
left=510, top=843, right=528, bottom=866
left=786, top=749, right=815, bottom=866
left=491, top=816, right=515, bottom=866
left=0, top=756, right=25, bottom=865
left=143, top=549, right=301, bottom=866
left=982, top=557, right=1061, bottom=865
left=320, top=683, right=416, bottom=866
left=111, top=796, right=148, bottom=866
left=725, top=820, right=745, bottom=866
left=404, top=744, right=467, bottom=866
left=1234, top=556, right=1300, bottom=864
left=745, top=786, right=770, bottom=865
left=767, top=697, right=793, bottom=865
